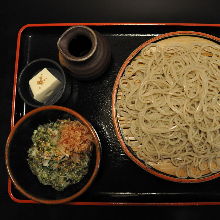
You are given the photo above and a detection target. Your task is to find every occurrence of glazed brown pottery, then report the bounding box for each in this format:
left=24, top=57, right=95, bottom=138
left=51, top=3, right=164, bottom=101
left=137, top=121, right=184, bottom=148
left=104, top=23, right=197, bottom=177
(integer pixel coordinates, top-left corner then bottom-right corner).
left=57, top=26, right=111, bottom=80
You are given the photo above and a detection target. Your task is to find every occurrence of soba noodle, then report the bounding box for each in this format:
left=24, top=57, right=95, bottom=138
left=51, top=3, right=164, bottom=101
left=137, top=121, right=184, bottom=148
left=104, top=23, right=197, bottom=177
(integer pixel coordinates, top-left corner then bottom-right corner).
left=116, top=39, right=220, bottom=178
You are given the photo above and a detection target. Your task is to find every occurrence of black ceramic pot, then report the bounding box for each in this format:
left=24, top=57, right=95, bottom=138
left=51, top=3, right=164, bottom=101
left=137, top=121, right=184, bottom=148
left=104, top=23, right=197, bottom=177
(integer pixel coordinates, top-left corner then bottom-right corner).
left=57, top=26, right=111, bottom=80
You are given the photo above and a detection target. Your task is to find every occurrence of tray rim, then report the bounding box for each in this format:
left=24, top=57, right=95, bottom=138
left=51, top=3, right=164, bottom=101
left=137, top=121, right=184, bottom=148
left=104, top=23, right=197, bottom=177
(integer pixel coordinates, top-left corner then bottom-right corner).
left=8, top=22, right=220, bottom=206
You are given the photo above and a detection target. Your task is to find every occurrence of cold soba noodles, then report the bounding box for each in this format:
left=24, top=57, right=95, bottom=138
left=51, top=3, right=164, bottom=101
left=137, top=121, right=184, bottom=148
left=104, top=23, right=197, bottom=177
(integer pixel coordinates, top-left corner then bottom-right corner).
left=116, top=36, right=220, bottom=179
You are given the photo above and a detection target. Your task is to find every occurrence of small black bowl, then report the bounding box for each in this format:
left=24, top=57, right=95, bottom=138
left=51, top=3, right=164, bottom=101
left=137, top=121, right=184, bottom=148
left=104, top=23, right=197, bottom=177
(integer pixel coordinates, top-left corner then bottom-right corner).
left=5, top=105, right=101, bottom=204
left=18, top=58, right=71, bottom=108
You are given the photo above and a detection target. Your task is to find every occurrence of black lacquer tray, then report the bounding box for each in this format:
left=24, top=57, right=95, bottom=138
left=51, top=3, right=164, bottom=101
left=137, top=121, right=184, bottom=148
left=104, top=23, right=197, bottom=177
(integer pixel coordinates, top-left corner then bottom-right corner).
left=9, top=23, right=220, bottom=205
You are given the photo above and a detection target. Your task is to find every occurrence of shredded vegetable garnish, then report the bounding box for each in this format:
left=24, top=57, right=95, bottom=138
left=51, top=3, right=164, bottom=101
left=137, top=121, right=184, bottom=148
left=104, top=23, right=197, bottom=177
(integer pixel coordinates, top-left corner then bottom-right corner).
left=27, top=119, right=94, bottom=191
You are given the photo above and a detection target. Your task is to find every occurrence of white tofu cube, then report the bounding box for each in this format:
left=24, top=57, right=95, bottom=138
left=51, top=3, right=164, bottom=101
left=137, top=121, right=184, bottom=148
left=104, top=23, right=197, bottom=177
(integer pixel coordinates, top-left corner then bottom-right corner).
left=29, top=68, right=62, bottom=103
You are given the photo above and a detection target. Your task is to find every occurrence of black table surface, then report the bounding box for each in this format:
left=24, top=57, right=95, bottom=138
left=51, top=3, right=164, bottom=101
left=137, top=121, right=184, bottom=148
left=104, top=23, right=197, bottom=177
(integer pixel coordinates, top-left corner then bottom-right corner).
left=1, top=0, right=220, bottom=219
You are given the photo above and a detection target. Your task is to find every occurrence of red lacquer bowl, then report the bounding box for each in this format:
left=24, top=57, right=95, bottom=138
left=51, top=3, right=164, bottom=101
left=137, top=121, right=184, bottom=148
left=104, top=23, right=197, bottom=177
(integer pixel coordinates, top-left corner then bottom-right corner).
left=5, top=105, right=101, bottom=204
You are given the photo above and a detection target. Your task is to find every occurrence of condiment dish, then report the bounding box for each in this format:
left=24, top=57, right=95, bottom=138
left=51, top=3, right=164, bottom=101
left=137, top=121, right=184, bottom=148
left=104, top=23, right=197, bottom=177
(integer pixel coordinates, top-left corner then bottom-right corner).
left=18, top=58, right=71, bottom=108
